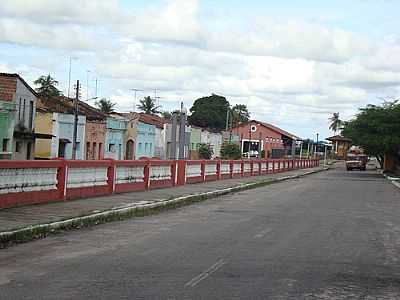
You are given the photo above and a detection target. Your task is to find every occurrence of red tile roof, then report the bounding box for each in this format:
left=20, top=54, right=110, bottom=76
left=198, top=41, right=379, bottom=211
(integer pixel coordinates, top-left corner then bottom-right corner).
left=326, top=135, right=352, bottom=142
left=138, top=113, right=167, bottom=129
left=0, top=73, right=38, bottom=97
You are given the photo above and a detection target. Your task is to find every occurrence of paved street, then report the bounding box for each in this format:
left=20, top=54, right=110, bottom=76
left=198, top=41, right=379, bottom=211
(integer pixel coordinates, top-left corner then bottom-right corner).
left=1, top=163, right=400, bottom=299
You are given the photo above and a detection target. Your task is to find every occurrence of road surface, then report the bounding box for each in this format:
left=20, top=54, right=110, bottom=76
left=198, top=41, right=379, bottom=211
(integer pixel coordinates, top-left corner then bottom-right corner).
left=1, top=163, right=400, bottom=299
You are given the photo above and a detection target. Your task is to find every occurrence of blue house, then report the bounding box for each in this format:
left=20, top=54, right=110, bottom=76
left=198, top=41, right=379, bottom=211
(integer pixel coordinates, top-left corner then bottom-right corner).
left=135, top=116, right=156, bottom=158
left=105, top=115, right=127, bottom=160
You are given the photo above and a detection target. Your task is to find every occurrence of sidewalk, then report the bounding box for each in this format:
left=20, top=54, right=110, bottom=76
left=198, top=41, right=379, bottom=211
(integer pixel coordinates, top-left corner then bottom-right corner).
left=0, top=166, right=327, bottom=246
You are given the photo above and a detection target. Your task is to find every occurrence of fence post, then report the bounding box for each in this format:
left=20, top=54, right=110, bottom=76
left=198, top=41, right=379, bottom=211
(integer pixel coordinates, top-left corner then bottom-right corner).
left=241, top=160, right=244, bottom=177
left=230, top=161, right=233, bottom=179
left=171, top=160, right=177, bottom=186
left=57, top=159, right=68, bottom=200
left=250, top=160, right=254, bottom=176
left=216, top=160, right=221, bottom=180
left=201, top=160, right=206, bottom=182
left=176, top=160, right=186, bottom=186
left=144, top=160, right=150, bottom=189
left=106, top=159, right=116, bottom=194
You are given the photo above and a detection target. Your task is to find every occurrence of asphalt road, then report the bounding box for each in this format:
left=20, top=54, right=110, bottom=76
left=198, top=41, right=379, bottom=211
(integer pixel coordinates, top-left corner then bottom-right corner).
left=1, top=163, right=400, bottom=299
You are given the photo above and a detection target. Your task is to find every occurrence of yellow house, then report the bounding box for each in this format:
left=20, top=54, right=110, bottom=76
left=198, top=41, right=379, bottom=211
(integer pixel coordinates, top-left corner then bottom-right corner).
left=35, top=109, right=53, bottom=159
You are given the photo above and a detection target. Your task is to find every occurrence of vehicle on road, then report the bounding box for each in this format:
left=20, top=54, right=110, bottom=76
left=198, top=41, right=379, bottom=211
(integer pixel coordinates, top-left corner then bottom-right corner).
left=346, top=154, right=368, bottom=171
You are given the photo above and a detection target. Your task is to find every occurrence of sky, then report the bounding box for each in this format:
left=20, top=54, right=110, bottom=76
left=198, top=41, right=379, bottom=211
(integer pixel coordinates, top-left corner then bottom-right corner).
left=1, top=0, right=400, bottom=140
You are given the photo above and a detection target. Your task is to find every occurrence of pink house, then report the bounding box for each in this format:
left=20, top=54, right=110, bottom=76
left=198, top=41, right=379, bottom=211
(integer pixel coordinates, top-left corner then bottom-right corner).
left=232, top=120, right=300, bottom=158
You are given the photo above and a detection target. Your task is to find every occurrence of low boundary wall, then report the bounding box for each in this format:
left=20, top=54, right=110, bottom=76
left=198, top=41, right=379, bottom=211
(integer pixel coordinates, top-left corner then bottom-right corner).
left=0, top=158, right=319, bottom=209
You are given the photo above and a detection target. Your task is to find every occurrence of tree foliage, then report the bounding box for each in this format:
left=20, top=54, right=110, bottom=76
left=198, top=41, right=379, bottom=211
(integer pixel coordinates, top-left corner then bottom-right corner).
left=188, top=94, right=229, bottom=130
left=231, top=104, right=250, bottom=126
left=220, top=142, right=241, bottom=160
left=34, top=74, right=62, bottom=98
left=198, top=143, right=213, bottom=159
left=95, top=98, right=116, bottom=113
left=329, top=112, right=343, bottom=134
left=137, top=96, right=161, bottom=115
left=342, top=101, right=400, bottom=167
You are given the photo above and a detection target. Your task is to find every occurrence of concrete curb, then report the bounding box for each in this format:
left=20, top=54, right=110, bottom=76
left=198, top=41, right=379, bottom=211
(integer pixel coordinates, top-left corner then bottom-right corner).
left=383, top=173, right=400, bottom=189
left=0, top=167, right=328, bottom=248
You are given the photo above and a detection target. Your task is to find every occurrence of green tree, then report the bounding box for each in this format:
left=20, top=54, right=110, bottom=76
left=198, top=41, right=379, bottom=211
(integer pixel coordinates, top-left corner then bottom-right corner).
left=329, top=112, right=343, bottom=134
left=34, top=74, right=62, bottom=98
left=161, top=111, right=172, bottom=120
left=342, top=101, right=400, bottom=167
left=231, top=104, right=250, bottom=126
left=188, top=94, right=229, bottom=130
left=137, top=96, right=161, bottom=114
left=95, top=98, right=116, bottom=113
left=161, top=110, right=181, bottom=120
left=220, top=142, right=241, bottom=160
left=198, top=143, right=213, bottom=159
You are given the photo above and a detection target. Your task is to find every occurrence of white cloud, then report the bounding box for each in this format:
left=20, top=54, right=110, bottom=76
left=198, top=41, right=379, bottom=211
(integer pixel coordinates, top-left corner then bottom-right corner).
left=1, top=0, right=400, bottom=139
left=0, top=0, right=120, bottom=25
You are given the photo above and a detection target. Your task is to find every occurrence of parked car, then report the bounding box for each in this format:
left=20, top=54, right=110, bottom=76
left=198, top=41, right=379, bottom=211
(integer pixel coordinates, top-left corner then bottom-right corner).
left=346, top=154, right=368, bottom=171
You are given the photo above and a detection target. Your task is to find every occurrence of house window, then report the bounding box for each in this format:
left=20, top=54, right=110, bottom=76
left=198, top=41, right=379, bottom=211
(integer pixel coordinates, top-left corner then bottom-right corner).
left=28, top=101, right=34, bottom=130
left=145, top=143, right=148, bottom=153
left=98, top=143, right=102, bottom=159
left=76, top=142, right=80, bottom=153
left=15, top=141, right=22, bottom=153
left=92, top=142, right=97, bottom=160
left=138, top=143, right=142, bottom=153
left=109, top=143, right=115, bottom=152
left=22, top=99, right=26, bottom=123
left=18, top=98, right=22, bottom=121
left=2, top=139, right=9, bottom=152
left=86, top=142, right=90, bottom=160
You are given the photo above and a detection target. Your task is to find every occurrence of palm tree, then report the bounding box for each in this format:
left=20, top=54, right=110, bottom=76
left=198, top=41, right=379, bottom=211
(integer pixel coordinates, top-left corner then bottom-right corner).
left=329, top=112, right=343, bottom=134
left=34, top=74, right=62, bottom=98
left=95, top=98, right=116, bottom=113
left=137, top=96, right=161, bottom=114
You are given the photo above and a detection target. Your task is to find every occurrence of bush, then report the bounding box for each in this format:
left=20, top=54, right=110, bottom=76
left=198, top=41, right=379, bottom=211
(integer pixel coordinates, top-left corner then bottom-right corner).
left=198, top=143, right=213, bottom=159
left=220, top=142, right=241, bottom=160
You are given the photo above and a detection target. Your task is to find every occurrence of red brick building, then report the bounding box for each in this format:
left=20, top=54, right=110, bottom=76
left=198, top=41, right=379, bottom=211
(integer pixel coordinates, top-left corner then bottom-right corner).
left=232, top=120, right=300, bottom=158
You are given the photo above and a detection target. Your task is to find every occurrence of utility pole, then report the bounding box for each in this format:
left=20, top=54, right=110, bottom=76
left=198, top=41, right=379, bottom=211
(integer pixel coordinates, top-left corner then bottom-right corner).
left=324, top=145, right=327, bottom=166
left=300, top=141, right=303, bottom=159
left=178, top=102, right=187, bottom=159
left=67, top=57, right=72, bottom=98
left=131, top=88, right=143, bottom=112
left=86, top=70, right=91, bottom=101
left=248, top=124, right=252, bottom=159
left=225, top=106, right=230, bottom=131
left=72, top=80, right=80, bottom=160
left=171, top=113, right=178, bottom=159
left=315, top=133, right=319, bottom=158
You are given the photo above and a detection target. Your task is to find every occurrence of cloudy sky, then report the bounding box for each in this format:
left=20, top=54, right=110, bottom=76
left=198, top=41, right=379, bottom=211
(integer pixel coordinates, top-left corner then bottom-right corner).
left=1, top=0, right=400, bottom=140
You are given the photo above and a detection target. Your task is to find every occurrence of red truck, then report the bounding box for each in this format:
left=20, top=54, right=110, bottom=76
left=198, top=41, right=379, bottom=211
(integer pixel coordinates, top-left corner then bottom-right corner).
left=346, top=154, right=368, bottom=171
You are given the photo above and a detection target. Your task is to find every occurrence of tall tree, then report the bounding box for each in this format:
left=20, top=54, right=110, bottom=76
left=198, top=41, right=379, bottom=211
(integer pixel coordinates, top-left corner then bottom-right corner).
left=231, top=104, right=250, bottom=126
left=342, top=101, right=400, bottom=167
left=188, top=94, right=229, bottom=130
left=34, top=74, right=62, bottom=98
left=137, top=96, right=161, bottom=114
left=329, top=112, right=343, bottom=134
left=95, top=98, right=116, bottom=113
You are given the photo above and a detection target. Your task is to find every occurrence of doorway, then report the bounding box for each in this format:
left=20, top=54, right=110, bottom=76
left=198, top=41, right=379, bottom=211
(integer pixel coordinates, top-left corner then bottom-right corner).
left=126, top=140, right=134, bottom=160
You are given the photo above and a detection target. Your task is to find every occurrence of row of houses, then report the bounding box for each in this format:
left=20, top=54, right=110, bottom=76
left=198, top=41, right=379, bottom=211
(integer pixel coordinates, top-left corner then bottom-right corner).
left=0, top=73, right=301, bottom=160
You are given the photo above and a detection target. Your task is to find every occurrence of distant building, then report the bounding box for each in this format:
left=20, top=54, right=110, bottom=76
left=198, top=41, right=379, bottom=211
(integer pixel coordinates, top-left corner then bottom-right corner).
left=35, top=98, right=86, bottom=159
left=105, top=114, right=127, bottom=160
left=138, top=113, right=166, bottom=159
left=232, top=120, right=300, bottom=158
left=326, top=135, right=352, bottom=159
left=0, top=73, right=40, bottom=160
left=200, top=130, right=223, bottom=159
